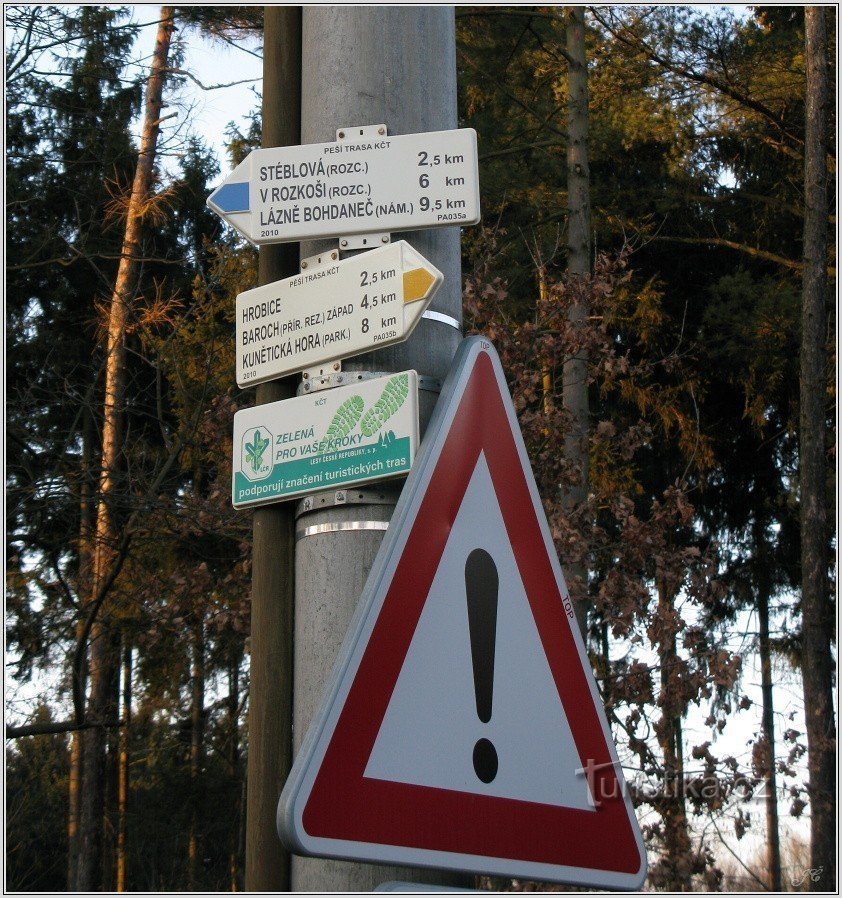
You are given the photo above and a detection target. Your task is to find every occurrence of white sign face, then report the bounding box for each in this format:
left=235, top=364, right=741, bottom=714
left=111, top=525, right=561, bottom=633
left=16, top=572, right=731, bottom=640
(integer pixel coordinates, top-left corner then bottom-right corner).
left=232, top=371, right=418, bottom=508
left=236, top=241, right=443, bottom=387
left=362, top=455, right=593, bottom=812
left=207, top=128, right=480, bottom=244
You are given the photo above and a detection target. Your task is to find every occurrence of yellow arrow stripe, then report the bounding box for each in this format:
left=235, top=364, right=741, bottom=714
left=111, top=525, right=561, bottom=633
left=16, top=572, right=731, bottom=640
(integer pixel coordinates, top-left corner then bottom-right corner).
left=402, top=267, right=436, bottom=303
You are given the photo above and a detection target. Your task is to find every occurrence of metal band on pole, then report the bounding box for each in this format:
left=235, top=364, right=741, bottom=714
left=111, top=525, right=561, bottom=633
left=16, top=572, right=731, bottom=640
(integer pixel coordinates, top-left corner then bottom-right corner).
left=422, top=310, right=462, bottom=331
left=296, top=521, right=390, bottom=541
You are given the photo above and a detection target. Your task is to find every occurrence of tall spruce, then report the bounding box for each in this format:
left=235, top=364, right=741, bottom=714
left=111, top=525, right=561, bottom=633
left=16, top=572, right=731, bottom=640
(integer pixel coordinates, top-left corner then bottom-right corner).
left=6, top=5, right=255, bottom=889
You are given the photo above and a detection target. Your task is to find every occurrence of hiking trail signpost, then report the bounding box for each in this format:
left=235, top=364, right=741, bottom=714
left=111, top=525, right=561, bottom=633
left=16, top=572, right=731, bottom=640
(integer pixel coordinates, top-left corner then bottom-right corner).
left=207, top=127, right=480, bottom=245
left=236, top=241, right=443, bottom=387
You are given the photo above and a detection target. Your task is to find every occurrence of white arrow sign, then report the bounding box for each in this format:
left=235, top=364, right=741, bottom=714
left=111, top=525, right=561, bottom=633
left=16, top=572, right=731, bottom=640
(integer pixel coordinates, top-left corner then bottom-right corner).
left=236, top=241, right=443, bottom=388
left=207, top=128, right=480, bottom=245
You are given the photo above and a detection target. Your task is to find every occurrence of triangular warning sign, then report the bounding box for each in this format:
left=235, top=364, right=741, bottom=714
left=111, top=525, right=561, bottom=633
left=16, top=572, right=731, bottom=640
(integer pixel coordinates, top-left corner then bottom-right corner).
left=278, top=337, right=647, bottom=889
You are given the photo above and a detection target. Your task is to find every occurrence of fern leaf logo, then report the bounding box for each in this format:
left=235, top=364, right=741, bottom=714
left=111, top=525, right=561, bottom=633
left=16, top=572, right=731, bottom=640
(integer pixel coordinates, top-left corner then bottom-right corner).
left=240, top=426, right=274, bottom=482
left=245, top=430, right=270, bottom=472
left=319, top=395, right=364, bottom=452
left=360, top=374, right=409, bottom=436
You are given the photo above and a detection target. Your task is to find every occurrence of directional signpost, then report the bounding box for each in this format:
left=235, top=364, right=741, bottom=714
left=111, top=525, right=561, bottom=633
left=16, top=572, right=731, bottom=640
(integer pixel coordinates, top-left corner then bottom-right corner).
left=232, top=371, right=419, bottom=508
left=207, top=127, right=480, bottom=245
left=236, top=241, right=443, bottom=387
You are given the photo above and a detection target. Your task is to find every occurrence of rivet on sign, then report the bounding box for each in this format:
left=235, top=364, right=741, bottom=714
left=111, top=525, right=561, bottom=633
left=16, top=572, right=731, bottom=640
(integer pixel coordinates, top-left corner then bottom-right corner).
left=381, top=236, right=389, bottom=243
left=378, top=127, right=385, bottom=135
left=341, top=239, right=348, bottom=248
left=301, top=261, right=308, bottom=269
left=304, top=383, right=310, bottom=391
left=336, top=375, right=344, bottom=383
left=331, top=251, right=338, bottom=260
left=338, top=131, right=345, bottom=139
left=333, top=362, right=340, bottom=371
left=302, top=372, right=309, bottom=379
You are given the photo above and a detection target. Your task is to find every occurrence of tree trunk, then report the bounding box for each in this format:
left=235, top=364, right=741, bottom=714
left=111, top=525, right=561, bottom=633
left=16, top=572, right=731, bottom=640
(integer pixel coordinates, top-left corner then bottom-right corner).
left=68, top=407, right=96, bottom=887
left=67, top=712, right=84, bottom=888
left=76, top=626, right=119, bottom=890
left=227, top=650, right=241, bottom=892
left=756, top=535, right=782, bottom=892
left=801, top=8, right=836, bottom=891
left=102, top=657, right=121, bottom=891
left=537, top=265, right=554, bottom=419
left=116, top=641, right=132, bottom=892
left=74, top=8, right=175, bottom=889
left=563, top=6, right=592, bottom=639
left=656, top=579, right=691, bottom=891
left=244, top=7, right=300, bottom=890
left=68, top=630, right=87, bottom=886
left=187, top=618, right=205, bottom=891
left=237, top=777, right=247, bottom=891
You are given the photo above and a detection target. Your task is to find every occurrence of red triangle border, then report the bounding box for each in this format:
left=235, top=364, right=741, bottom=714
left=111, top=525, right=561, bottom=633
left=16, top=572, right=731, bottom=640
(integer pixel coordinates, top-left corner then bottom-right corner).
left=300, top=350, right=643, bottom=877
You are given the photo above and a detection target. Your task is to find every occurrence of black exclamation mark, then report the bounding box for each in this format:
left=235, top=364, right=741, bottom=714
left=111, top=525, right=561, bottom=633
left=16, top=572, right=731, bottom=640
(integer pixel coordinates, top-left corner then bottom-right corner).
left=465, top=548, right=499, bottom=783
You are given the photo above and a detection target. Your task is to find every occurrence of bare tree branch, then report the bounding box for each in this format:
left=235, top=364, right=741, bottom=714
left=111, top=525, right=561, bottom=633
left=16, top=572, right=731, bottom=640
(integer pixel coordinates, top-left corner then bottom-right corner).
left=650, top=234, right=836, bottom=277
left=163, top=67, right=260, bottom=92
left=5, top=718, right=121, bottom=740
left=480, top=139, right=566, bottom=162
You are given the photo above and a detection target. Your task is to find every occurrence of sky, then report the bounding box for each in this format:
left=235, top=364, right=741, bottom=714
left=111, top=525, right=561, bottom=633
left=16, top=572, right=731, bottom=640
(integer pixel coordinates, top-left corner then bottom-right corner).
left=127, top=8, right=263, bottom=183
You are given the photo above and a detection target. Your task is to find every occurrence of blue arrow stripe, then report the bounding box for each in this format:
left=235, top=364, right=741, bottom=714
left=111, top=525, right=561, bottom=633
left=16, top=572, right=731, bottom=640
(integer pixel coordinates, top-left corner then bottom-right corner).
left=210, top=181, right=249, bottom=213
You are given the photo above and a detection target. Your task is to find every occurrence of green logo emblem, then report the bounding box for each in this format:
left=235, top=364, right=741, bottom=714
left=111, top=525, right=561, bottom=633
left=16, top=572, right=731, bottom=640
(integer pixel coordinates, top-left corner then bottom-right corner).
left=246, top=430, right=270, bottom=472
left=241, top=426, right=273, bottom=482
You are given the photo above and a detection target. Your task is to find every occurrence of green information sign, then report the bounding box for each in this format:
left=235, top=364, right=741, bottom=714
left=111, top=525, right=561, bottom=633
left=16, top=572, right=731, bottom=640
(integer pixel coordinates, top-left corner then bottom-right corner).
left=232, top=371, right=419, bottom=508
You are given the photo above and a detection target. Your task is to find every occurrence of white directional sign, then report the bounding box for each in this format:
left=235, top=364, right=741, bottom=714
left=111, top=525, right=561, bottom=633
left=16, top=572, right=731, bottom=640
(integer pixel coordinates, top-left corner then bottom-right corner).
left=232, top=371, right=418, bottom=508
left=278, top=337, right=647, bottom=888
left=236, top=241, right=443, bottom=388
left=207, top=128, right=480, bottom=244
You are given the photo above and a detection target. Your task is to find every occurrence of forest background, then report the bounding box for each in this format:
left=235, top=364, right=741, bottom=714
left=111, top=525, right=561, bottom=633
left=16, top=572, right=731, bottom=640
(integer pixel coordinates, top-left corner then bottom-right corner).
left=4, top=4, right=836, bottom=893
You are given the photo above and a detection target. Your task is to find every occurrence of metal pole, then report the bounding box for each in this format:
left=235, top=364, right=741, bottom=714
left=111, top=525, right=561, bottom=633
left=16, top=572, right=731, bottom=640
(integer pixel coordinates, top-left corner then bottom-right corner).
left=292, top=7, right=466, bottom=891
left=244, top=7, right=300, bottom=891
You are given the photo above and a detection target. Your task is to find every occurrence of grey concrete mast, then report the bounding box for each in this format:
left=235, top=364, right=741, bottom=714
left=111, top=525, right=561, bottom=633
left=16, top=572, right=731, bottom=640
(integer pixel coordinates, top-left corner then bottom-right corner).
left=292, top=6, right=465, bottom=891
